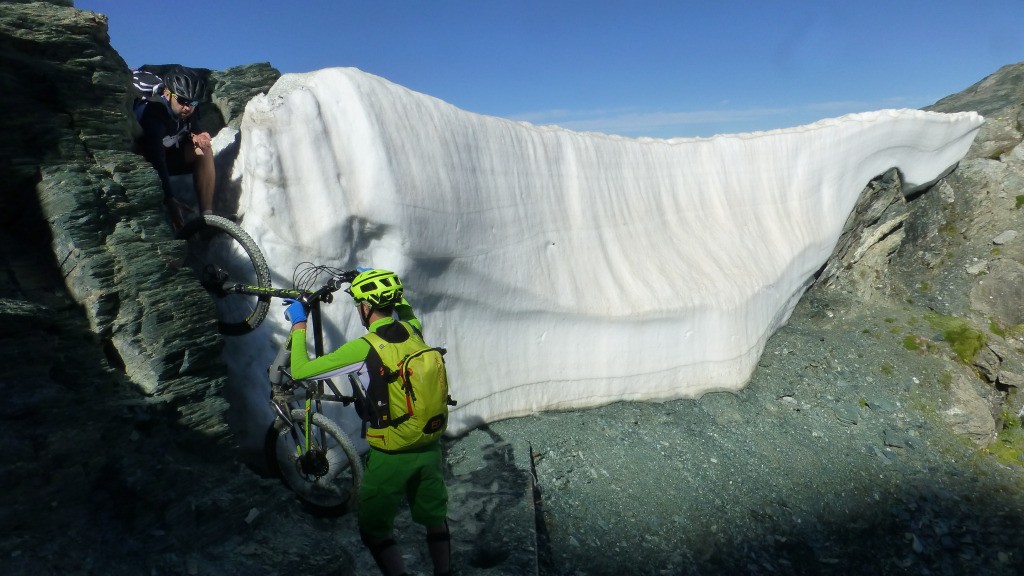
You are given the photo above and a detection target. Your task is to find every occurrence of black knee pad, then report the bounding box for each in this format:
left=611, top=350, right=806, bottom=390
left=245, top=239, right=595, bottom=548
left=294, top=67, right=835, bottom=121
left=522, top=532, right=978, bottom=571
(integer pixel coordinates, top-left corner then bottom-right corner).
left=426, top=530, right=450, bottom=543
left=361, top=531, right=397, bottom=557
left=426, top=520, right=450, bottom=543
left=426, top=521, right=452, bottom=575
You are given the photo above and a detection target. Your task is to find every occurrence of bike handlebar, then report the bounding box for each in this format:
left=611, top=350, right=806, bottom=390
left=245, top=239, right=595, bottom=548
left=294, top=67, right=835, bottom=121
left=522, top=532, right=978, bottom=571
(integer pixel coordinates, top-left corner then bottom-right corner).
left=329, top=270, right=360, bottom=291
left=219, top=268, right=359, bottom=304
left=302, top=270, right=358, bottom=305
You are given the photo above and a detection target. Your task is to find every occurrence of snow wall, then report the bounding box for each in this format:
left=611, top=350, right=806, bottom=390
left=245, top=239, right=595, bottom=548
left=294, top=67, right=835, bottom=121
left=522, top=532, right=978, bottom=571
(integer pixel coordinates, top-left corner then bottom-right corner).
left=231, top=67, right=983, bottom=437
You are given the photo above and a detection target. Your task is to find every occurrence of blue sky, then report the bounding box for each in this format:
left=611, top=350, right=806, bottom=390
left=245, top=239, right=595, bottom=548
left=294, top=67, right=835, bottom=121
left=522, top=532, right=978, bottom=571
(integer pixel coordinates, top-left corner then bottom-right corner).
left=75, top=0, right=1023, bottom=138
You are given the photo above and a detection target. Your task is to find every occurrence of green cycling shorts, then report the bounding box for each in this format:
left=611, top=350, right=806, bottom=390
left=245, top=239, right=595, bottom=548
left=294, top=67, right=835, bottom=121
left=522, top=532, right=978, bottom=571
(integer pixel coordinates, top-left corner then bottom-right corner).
left=358, top=442, right=448, bottom=538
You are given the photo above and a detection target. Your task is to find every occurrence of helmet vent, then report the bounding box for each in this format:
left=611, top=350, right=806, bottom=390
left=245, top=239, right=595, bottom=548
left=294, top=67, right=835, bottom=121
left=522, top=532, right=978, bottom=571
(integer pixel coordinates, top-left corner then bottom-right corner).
left=350, top=269, right=403, bottom=307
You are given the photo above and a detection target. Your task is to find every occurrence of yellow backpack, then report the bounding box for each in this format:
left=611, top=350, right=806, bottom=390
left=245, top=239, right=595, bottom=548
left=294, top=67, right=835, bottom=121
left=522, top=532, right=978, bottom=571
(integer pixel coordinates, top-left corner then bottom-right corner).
left=359, top=322, right=455, bottom=452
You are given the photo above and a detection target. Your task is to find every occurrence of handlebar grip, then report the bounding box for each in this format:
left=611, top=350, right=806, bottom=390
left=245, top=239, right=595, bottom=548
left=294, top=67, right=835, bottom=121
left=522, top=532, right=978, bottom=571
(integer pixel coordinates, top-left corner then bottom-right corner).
left=329, top=270, right=359, bottom=290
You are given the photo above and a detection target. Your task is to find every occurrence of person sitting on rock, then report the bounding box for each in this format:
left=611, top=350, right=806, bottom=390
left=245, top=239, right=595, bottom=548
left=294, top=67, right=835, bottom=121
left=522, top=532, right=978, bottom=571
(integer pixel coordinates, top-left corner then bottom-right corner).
left=136, top=66, right=215, bottom=230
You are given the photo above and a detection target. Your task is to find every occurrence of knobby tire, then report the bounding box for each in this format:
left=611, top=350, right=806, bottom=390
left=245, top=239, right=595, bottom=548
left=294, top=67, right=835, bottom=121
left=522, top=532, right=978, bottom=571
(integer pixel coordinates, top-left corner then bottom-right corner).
left=177, top=215, right=271, bottom=335
left=264, top=410, right=363, bottom=516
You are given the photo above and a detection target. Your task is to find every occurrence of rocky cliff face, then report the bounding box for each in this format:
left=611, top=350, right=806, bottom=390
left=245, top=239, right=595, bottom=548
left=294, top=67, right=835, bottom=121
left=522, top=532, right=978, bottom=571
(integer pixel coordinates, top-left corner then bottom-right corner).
left=1, top=1, right=1022, bottom=575
left=1, top=0, right=280, bottom=442
left=1, top=3, right=287, bottom=573
left=819, top=64, right=1024, bottom=444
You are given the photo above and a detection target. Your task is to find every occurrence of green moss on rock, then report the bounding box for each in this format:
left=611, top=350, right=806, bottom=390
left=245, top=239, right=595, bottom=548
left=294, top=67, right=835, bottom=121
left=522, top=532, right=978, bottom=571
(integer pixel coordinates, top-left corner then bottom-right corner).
left=925, top=313, right=987, bottom=364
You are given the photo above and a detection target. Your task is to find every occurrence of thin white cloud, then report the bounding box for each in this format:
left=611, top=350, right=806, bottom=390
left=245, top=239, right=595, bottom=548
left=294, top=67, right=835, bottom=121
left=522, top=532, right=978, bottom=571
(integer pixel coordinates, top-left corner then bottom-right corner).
left=507, top=97, right=923, bottom=138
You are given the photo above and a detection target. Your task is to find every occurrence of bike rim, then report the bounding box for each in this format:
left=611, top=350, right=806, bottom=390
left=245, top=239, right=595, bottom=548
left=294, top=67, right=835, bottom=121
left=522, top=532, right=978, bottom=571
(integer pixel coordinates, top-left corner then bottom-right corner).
left=273, top=423, right=358, bottom=510
left=179, top=216, right=271, bottom=335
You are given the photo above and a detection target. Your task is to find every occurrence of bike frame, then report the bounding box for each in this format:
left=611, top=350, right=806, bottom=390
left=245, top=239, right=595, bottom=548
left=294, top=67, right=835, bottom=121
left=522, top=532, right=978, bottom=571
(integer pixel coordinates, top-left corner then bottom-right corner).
left=189, top=239, right=364, bottom=511
left=260, top=281, right=360, bottom=464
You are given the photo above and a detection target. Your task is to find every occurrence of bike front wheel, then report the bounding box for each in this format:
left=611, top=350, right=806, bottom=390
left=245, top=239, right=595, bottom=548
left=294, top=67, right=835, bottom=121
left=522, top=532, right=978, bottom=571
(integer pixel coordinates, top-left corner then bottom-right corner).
left=177, top=215, right=272, bottom=335
left=265, top=410, right=363, bottom=516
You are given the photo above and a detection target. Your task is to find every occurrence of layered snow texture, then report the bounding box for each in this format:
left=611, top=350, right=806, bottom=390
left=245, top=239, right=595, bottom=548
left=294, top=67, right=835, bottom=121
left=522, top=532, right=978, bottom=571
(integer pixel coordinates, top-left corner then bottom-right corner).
left=236, top=67, right=982, bottom=435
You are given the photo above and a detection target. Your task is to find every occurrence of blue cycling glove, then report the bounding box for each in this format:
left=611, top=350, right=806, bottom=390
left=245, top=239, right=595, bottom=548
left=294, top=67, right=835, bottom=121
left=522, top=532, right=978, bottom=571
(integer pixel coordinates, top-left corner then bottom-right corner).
left=283, top=299, right=309, bottom=325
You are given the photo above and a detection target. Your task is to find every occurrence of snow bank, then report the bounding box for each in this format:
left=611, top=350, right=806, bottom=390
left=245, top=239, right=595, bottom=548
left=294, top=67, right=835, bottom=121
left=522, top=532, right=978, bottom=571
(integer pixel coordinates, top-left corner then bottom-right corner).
left=234, top=67, right=982, bottom=436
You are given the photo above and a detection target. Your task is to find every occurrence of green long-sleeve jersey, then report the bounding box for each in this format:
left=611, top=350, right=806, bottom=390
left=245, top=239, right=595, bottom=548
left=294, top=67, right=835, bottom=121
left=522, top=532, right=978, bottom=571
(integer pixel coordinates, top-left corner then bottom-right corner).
left=289, top=298, right=422, bottom=382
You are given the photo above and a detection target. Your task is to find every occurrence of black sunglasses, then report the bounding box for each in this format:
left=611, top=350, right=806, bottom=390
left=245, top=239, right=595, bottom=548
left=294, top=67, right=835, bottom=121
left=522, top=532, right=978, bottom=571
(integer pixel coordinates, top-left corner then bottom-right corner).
left=173, top=93, right=199, bottom=108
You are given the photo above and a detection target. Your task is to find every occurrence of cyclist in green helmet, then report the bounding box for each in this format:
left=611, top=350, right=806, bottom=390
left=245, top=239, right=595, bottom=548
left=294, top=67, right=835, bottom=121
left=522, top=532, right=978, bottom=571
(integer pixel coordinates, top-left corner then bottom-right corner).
left=283, top=268, right=452, bottom=576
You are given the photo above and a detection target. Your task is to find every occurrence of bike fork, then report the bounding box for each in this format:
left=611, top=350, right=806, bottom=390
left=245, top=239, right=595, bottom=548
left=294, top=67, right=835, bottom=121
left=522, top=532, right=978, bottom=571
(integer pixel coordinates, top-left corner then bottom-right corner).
left=270, top=398, right=308, bottom=459
left=300, top=397, right=313, bottom=456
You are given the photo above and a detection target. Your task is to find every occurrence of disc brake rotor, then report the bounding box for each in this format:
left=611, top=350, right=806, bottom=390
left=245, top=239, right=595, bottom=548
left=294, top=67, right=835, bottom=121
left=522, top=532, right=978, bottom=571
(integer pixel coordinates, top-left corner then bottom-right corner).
left=297, top=449, right=330, bottom=478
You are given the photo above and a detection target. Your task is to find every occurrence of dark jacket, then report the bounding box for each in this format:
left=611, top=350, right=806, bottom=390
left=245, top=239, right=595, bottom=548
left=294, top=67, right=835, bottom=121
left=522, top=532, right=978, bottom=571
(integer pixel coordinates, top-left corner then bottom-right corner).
left=137, top=98, right=200, bottom=199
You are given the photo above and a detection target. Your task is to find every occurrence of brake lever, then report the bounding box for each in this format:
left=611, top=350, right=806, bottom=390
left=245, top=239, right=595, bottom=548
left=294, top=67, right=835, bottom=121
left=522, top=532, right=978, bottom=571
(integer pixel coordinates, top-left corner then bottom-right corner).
left=328, top=270, right=359, bottom=290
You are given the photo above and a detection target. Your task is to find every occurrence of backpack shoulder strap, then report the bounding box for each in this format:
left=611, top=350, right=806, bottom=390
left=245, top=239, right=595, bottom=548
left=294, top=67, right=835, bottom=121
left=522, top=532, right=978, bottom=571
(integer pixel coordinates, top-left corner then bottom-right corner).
left=360, top=329, right=401, bottom=384
left=360, top=329, right=384, bottom=348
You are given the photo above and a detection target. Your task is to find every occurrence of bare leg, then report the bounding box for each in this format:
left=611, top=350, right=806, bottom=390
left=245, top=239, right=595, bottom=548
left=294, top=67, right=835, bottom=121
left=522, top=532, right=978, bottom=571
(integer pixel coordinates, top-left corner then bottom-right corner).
left=191, top=142, right=216, bottom=213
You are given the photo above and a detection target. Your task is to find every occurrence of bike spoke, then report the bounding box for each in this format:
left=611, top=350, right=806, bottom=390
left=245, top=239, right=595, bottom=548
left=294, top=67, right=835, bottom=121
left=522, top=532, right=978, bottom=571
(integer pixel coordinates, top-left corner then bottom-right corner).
left=267, top=412, right=362, bottom=516
left=178, top=216, right=272, bottom=335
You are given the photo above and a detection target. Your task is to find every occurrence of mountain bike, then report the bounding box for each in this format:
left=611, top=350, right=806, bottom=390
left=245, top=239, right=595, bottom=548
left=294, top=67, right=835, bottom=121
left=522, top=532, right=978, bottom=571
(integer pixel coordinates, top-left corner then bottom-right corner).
left=175, top=215, right=364, bottom=513
left=260, top=265, right=367, bottom=516
left=178, top=224, right=364, bottom=508
left=176, top=214, right=272, bottom=335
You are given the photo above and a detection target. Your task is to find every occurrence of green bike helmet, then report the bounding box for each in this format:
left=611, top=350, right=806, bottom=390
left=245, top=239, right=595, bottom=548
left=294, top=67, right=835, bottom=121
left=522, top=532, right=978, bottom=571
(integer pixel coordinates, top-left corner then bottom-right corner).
left=349, top=269, right=403, bottom=309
